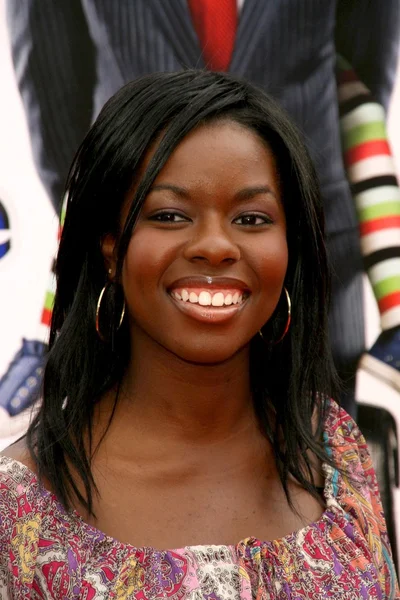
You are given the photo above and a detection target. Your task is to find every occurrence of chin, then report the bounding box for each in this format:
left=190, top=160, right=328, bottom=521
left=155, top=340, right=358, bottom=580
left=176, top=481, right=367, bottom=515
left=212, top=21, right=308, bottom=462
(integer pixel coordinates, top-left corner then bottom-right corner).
left=169, top=341, right=247, bottom=366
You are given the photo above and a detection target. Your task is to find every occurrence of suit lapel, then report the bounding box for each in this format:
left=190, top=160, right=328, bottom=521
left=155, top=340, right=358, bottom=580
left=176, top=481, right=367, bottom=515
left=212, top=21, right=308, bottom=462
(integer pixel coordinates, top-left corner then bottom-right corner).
left=230, top=0, right=273, bottom=74
left=150, top=0, right=204, bottom=69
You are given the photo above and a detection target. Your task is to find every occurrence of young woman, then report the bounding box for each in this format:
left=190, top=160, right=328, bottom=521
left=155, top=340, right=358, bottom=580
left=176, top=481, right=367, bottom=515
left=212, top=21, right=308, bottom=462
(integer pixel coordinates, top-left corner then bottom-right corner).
left=0, top=71, right=397, bottom=598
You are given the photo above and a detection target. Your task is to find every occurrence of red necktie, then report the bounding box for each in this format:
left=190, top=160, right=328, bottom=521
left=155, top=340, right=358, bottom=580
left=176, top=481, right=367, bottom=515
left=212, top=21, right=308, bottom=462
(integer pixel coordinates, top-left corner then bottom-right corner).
left=188, top=0, right=237, bottom=71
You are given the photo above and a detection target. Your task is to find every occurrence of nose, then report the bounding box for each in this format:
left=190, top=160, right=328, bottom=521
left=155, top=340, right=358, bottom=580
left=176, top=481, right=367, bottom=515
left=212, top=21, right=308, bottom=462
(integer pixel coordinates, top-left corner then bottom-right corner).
left=183, top=217, right=241, bottom=266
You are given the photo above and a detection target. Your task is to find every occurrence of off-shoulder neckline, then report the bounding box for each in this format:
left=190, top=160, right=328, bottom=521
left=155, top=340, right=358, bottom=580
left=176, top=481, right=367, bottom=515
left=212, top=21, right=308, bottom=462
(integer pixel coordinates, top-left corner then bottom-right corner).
left=0, top=451, right=342, bottom=554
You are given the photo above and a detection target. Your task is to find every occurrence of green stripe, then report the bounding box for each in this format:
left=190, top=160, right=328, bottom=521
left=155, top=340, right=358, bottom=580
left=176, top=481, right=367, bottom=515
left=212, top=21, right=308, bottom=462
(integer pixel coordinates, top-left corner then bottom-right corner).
left=44, top=291, right=55, bottom=311
left=60, top=205, right=67, bottom=227
left=358, top=202, right=400, bottom=222
left=374, top=275, right=400, bottom=300
left=342, top=121, right=386, bottom=151
left=60, top=193, right=68, bottom=227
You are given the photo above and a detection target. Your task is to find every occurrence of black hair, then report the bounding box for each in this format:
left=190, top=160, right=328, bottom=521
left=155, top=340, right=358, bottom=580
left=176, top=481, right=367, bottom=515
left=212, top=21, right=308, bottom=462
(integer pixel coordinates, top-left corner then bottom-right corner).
left=26, top=70, right=339, bottom=515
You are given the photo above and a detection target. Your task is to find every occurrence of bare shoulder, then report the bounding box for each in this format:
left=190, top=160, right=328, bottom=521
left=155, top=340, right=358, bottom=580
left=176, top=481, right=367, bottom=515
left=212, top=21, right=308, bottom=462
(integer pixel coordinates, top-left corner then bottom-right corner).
left=0, top=436, right=38, bottom=475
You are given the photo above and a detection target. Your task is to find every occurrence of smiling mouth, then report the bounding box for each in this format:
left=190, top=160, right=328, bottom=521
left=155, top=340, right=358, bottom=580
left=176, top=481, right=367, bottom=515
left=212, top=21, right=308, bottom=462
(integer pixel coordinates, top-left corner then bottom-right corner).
left=167, top=287, right=251, bottom=323
left=170, top=288, right=250, bottom=307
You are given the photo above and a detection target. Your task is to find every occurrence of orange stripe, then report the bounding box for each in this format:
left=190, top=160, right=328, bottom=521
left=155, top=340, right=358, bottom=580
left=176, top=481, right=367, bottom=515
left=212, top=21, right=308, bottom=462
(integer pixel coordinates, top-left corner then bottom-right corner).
left=378, top=291, right=400, bottom=314
left=344, top=139, right=391, bottom=166
left=360, top=216, right=400, bottom=235
left=41, top=308, right=52, bottom=327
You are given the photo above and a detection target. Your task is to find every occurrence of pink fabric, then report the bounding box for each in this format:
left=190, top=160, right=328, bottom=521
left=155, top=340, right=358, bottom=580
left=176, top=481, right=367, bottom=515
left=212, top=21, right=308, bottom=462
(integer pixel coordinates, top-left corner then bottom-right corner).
left=0, top=400, right=398, bottom=598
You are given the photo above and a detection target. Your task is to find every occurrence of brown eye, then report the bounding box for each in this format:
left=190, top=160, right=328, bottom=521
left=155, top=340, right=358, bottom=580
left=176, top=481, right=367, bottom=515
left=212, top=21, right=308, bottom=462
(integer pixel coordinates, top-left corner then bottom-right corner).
left=150, top=211, right=189, bottom=223
left=233, top=213, right=272, bottom=226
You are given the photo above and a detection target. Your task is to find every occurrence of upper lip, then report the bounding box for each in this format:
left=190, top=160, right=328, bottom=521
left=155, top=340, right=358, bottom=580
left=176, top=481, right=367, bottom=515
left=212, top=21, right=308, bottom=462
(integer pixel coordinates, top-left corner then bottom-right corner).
left=168, top=276, right=250, bottom=292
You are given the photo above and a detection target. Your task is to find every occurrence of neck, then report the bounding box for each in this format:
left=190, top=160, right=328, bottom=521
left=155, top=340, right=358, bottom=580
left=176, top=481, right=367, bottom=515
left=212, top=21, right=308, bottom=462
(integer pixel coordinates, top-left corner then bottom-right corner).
left=103, top=332, right=255, bottom=445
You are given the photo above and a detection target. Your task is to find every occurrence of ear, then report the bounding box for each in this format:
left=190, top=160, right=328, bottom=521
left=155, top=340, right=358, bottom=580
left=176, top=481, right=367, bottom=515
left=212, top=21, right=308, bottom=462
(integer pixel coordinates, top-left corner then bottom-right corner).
left=101, top=233, right=118, bottom=279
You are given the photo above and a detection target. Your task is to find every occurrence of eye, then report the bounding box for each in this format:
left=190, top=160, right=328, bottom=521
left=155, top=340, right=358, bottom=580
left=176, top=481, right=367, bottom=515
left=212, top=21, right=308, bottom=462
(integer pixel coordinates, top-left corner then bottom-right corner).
left=149, top=211, right=190, bottom=223
left=233, top=213, right=273, bottom=226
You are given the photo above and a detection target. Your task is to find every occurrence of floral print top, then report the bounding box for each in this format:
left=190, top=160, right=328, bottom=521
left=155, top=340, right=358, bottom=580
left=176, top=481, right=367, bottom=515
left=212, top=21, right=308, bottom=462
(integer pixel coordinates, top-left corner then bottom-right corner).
left=0, top=400, right=398, bottom=599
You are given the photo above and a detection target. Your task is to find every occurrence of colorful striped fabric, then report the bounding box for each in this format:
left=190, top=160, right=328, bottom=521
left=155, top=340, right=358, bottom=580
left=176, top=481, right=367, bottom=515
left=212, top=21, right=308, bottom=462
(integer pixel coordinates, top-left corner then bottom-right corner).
left=38, top=196, right=67, bottom=339
left=337, top=56, right=400, bottom=331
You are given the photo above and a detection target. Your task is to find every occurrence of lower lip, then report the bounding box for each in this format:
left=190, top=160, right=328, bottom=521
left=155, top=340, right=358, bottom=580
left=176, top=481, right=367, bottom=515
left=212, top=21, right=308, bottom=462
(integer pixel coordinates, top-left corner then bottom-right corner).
left=168, top=294, right=248, bottom=324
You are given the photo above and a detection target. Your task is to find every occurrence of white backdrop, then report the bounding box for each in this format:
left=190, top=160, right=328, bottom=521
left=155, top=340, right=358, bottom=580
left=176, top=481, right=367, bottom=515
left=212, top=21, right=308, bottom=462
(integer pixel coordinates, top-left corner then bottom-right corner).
left=0, top=1, right=399, bottom=384
left=0, top=0, right=400, bottom=395
left=0, top=0, right=58, bottom=377
left=0, top=0, right=399, bottom=376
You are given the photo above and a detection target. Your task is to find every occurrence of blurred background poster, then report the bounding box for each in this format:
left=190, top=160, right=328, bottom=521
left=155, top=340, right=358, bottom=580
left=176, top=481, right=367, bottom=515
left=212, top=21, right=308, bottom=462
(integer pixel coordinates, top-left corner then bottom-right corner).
left=0, top=2, right=400, bottom=401
left=0, top=0, right=58, bottom=379
left=2, top=0, right=399, bottom=391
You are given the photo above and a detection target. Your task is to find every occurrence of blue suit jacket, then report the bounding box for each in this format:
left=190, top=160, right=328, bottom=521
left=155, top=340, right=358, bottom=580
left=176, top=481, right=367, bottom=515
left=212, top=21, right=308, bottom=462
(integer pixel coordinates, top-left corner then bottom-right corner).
left=5, top=0, right=400, bottom=407
left=6, top=0, right=400, bottom=234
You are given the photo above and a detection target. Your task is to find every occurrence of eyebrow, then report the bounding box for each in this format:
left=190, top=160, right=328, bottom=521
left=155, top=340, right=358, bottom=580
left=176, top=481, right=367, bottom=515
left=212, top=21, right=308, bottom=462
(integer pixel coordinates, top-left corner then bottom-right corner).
left=150, top=184, right=277, bottom=200
left=234, top=186, right=277, bottom=201
left=151, top=184, right=189, bottom=197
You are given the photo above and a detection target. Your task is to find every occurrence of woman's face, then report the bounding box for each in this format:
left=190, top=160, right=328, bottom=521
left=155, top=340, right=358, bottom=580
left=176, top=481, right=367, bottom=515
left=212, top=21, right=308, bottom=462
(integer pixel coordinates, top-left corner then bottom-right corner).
left=106, top=120, right=288, bottom=364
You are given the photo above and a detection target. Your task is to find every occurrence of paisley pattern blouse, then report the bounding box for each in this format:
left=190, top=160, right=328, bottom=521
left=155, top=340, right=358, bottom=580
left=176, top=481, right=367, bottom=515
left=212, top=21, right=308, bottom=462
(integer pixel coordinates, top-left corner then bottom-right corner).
left=0, top=400, right=398, bottom=599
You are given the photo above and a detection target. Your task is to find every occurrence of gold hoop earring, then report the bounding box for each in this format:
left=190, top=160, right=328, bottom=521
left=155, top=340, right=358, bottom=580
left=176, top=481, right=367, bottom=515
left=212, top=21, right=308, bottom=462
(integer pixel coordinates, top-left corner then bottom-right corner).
left=259, top=287, right=291, bottom=345
left=95, top=282, right=126, bottom=342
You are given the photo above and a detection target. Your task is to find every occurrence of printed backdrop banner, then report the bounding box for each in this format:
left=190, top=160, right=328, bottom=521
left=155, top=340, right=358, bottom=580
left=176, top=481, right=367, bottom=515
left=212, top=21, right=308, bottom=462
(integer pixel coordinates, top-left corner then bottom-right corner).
left=0, top=0, right=400, bottom=383
left=0, top=2, right=57, bottom=376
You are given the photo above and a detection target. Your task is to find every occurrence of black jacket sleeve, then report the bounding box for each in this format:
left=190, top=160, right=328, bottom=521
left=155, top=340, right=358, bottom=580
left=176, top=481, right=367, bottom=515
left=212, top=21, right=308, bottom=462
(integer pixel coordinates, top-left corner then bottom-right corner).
left=5, top=0, right=96, bottom=213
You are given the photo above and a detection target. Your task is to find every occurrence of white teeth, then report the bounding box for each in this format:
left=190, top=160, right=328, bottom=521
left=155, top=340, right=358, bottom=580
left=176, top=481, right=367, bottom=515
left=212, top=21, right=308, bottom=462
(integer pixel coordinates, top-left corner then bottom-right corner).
left=172, top=289, right=246, bottom=306
left=198, top=291, right=212, bottom=306
left=212, top=292, right=225, bottom=306
left=224, top=294, right=233, bottom=306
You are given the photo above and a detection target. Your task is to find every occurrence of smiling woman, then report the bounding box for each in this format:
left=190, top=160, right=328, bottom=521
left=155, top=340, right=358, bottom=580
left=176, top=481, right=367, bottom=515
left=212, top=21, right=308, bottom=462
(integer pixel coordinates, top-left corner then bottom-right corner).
left=0, top=71, right=398, bottom=598
left=101, top=120, right=288, bottom=362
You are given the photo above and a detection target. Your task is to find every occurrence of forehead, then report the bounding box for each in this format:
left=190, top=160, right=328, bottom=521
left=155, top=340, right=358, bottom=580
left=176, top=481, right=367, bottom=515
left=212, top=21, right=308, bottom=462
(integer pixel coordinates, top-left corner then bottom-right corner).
left=141, top=120, right=281, bottom=190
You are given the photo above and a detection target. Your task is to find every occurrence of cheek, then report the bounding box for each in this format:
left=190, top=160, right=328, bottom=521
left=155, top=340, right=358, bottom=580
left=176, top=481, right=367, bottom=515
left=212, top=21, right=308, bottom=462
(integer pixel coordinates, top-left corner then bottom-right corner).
left=254, top=235, right=289, bottom=290
left=121, top=230, right=177, bottom=298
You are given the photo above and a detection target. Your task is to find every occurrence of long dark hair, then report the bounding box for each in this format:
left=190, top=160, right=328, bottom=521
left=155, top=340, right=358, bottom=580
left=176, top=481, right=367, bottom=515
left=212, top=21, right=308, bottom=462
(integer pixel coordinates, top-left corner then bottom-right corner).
left=27, top=70, right=339, bottom=515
